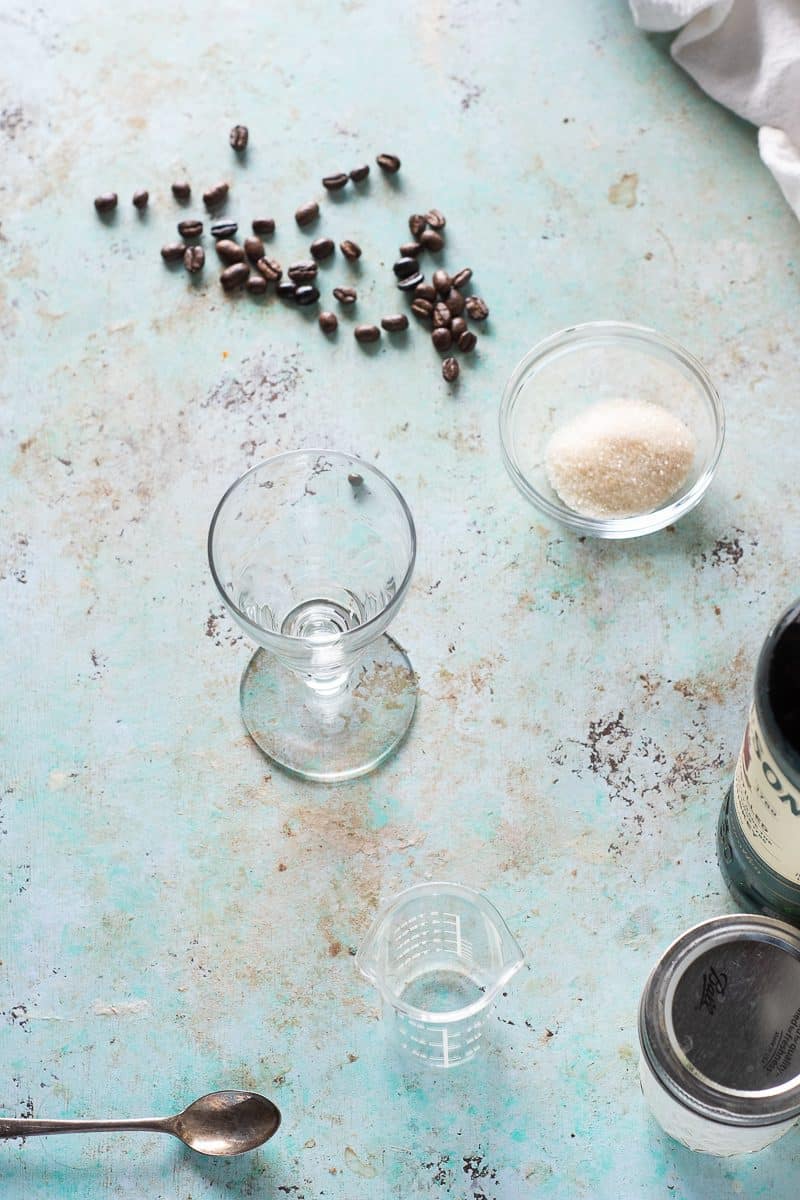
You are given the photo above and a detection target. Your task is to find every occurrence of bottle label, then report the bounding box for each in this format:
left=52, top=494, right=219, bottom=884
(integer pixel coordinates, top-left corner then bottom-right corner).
left=733, top=706, right=800, bottom=883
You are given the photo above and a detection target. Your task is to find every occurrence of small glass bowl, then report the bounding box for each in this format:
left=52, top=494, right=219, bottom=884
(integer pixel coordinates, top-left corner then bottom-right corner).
left=499, top=322, right=725, bottom=539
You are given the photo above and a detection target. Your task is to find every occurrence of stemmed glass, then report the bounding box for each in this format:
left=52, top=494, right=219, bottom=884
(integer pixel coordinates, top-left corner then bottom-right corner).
left=208, top=449, right=417, bottom=782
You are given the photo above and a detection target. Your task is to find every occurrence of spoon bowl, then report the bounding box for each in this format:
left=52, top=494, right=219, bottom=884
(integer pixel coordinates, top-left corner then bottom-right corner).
left=172, top=1090, right=281, bottom=1156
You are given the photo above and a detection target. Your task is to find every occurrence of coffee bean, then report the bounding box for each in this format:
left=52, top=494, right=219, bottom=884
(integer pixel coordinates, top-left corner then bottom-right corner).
left=252, top=218, right=275, bottom=236
left=348, top=472, right=364, bottom=487
left=425, top=208, right=446, bottom=229
left=172, top=181, right=190, bottom=202
left=432, top=327, right=452, bottom=352
left=433, top=302, right=452, bottom=327
left=381, top=314, right=409, bottom=332
left=319, top=311, right=338, bottom=333
left=277, top=279, right=297, bottom=300
left=411, top=298, right=433, bottom=319
left=340, top=239, right=361, bottom=261
left=295, top=285, right=320, bottom=306
left=349, top=164, right=370, bottom=182
left=203, top=181, right=229, bottom=209
left=288, top=260, right=318, bottom=283
left=161, top=242, right=186, bottom=262
left=215, top=239, right=245, bottom=264
left=399, top=242, right=421, bottom=258
left=183, top=245, right=205, bottom=273
left=220, top=262, right=249, bottom=292
left=333, top=286, right=357, bottom=305
left=442, top=356, right=459, bottom=382
left=178, top=219, right=203, bottom=238
left=459, top=330, right=477, bottom=352
left=420, top=229, right=444, bottom=252
left=393, top=256, right=419, bottom=279
left=397, top=271, right=424, bottom=291
left=132, top=189, right=149, bottom=209
left=376, top=153, right=401, bottom=174
left=409, top=213, right=427, bottom=238
left=246, top=273, right=267, bottom=295
left=255, top=257, right=282, bottom=281
left=244, top=235, right=265, bottom=262
left=310, top=237, right=335, bottom=261
left=414, top=282, right=436, bottom=303
left=432, top=269, right=452, bottom=294
left=211, top=221, right=238, bottom=239
left=452, top=267, right=472, bottom=289
left=295, top=201, right=319, bottom=227
left=465, top=296, right=489, bottom=320
left=94, top=193, right=117, bottom=213
left=230, top=124, right=249, bottom=151
left=446, top=289, right=465, bottom=316
left=450, top=316, right=467, bottom=340
left=355, top=324, right=381, bottom=343
left=322, top=172, right=348, bottom=191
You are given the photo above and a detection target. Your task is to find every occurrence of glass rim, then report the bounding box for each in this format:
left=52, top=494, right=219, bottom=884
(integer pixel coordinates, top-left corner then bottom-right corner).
left=207, top=448, right=417, bottom=647
left=498, top=320, right=726, bottom=538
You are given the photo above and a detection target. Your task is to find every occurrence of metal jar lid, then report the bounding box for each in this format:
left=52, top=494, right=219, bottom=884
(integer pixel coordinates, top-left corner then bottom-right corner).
left=639, top=914, right=800, bottom=1126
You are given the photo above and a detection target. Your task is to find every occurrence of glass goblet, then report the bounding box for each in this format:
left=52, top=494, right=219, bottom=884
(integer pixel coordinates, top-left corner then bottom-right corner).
left=208, top=449, right=417, bottom=782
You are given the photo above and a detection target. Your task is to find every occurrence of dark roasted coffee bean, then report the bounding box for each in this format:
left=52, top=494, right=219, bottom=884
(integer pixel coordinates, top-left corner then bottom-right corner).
left=295, top=201, right=319, bottom=227
left=322, top=172, right=348, bottom=191
left=245, top=235, right=265, bottom=262
left=319, top=310, right=338, bottom=333
left=295, top=284, right=320, bottom=306
left=203, top=182, right=229, bottom=209
left=94, top=193, right=117, bottom=213
left=132, top=189, right=149, bottom=209
left=411, top=298, right=433, bottom=319
left=211, top=221, right=238, bottom=239
left=171, top=181, right=190, bottom=202
left=277, top=279, right=297, bottom=300
left=433, top=302, right=452, bottom=327
left=420, top=228, right=444, bottom=252
left=354, top=324, right=380, bottom=343
left=333, top=286, right=357, bottom=305
left=255, top=256, right=282, bottom=281
left=161, top=242, right=186, bottom=262
left=340, top=239, right=361, bottom=261
left=393, top=256, right=419, bottom=280
left=178, top=219, right=203, bottom=238
left=414, top=282, right=436, bottom=303
left=425, top=208, right=446, bottom=229
left=183, top=245, right=205, bottom=273
left=349, top=164, right=370, bottom=182
left=252, top=217, right=275, bottom=236
left=465, top=295, right=489, bottom=320
left=409, top=213, right=427, bottom=239
left=376, top=153, right=401, bottom=174
left=220, top=262, right=249, bottom=291
left=432, top=269, right=452, bottom=294
left=432, top=327, right=452, bottom=352
left=452, top=267, right=472, bottom=289
left=215, top=239, right=245, bottom=264
left=381, top=314, right=409, bottom=332
left=397, top=271, right=423, bottom=291
left=446, top=288, right=465, bottom=316
left=459, top=330, right=477, bottom=352
left=310, top=237, right=335, bottom=261
left=230, top=124, right=249, bottom=151
left=288, top=260, right=318, bottom=283
left=442, top=356, right=459, bottom=382
left=246, top=273, right=267, bottom=295
left=400, top=242, right=421, bottom=258
left=450, top=316, right=467, bottom=340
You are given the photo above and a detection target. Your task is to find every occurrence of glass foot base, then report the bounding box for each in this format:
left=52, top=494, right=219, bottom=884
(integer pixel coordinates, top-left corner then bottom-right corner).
left=240, top=635, right=417, bottom=782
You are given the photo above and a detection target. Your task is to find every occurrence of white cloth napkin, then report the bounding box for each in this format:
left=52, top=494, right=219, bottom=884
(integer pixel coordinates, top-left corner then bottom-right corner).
left=630, top=0, right=800, bottom=219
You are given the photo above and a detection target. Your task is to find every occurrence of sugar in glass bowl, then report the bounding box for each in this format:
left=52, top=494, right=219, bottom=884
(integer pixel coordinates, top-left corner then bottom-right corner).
left=499, top=322, right=725, bottom=539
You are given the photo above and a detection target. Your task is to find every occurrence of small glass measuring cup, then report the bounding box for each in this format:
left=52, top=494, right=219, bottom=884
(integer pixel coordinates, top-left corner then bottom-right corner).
left=356, top=883, right=525, bottom=1068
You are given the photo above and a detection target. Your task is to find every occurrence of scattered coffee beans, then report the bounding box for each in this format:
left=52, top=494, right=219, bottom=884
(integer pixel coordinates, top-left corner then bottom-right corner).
left=432, top=269, right=451, bottom=293
left=333, top=286, right=357, bottom=305
left=277, top=279, right=297, bottom=299
left=288, top=261, right=318, bottom=284
left=183, top=245, right=205, bottom=273
left=295, top=284, right=320, bottom=306
left=376, top=153, right=401, bottom=174
left=465, top=296, right=489, bottom=320
left=414, top=282, right=436, bottom=303
left=397, top=272, right=424, bottom=291
left=215, top=239, right=245, bottom=264
left=340, top=239, right=361, bottom=261
left=393, top=257, right=419, bottom=279
left=442, top=356, right=459, bottom=382
left=355, top=324, right=380, bottom=343
left=349, top=165, right=370, bottom=182
left=425, top=208, right=446, bottom=229
left=220, top=262, right=249, bottom=291
left=230, top=124, right=249, bottom=152
left=94, top=193, right=117, bottom=213
left=161, top=242, right=186, bottom=262
left=244, top=235, right=265, bottom=262
left=319, top=311, right=338, bottom=333
left=310, top=237, right=335, bottom=261
left=409, top=214, right=427, bottom=238
left=172, top=182, right=190, bottom=202
left=411, top=298, right=433, bottom=319
left=295, top=201, right=319, bottom=227
left=252, top=218, right=275, bottom=236
left=132, top=190, right=149, bottom=210
left=420, top=228, right=444, bottom=252
left=211, top=221, right=238, bottom=239
left=433, top=302, right=451, bottom=327
left=255, top=257, right=282, bottom=281
left=450, top=316, right=467, bottom=340
left=459, top=330, right=477, bottom=352
left=432, top=327, right=452, bottom=351
left=382, top=314, right=409, bottom=332
left=246, top=274, right=267, bottom=295
left=452, top=267, right=472, bottom=289
left=446, top=289, right=465, bottom=316
left=322, top=172, right=348, bottom=191
left=178, top=219, right=203, bottom=238
left=399, top=242, right=421, bottom=258
left=203, top=182, right=229, bottom=209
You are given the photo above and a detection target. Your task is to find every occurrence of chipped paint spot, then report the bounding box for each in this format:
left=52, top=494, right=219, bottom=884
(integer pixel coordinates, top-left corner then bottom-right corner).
left=608, top=172, right=638, bottom=207
left=344, top=1146, right=377, bottom=1178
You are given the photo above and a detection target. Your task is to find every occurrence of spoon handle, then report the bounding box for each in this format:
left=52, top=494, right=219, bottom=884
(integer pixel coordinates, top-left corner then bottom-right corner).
left=0, top=1117, right=169, bottom=1138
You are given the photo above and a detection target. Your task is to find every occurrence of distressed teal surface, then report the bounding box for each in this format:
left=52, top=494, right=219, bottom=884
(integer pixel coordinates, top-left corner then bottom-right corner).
left=2, top=0, right=800, bottom=1196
